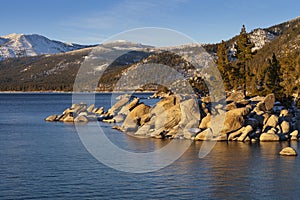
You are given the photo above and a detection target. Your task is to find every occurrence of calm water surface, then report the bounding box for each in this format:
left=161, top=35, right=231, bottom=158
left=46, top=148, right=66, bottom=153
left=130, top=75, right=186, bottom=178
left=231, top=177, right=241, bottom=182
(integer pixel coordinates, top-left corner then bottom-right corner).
left=0, top=93, right=300, bottom=199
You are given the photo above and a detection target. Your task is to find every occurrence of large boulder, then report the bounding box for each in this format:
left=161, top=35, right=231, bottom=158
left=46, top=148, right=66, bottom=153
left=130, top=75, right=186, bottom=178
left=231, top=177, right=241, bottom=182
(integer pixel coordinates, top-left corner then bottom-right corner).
left=87, top=104, right=95, bottom=113
left=71, top=103, right=87, bottom=114
left=113, top=114, right=126, bottom=123
left=107, top=97, right=130, bottom=116
left=57, top=114, right=66, bottom=122
left=263, top=93, right=275, bottom=111
left=228, top=127, right=245, bottom=140
left=279, top=147, right=297, bottom=156
left=256, top=93, right=275, bottom=112
left=154, top=104, right=181, bottom=131
left=254, top=94, right=275, bottom=113
left=94, top=107, right=104, bottom=115
left=122, top=103, right=151, bottom=131
left=279, top=109, right=289, bottom=117
left=151, top=95, right=180, bottom=116
left=236, top=99, right=250, bottom=107
left=195, top=128, right=213, bottom=141
left=147, top=95, right=182, bottom=137
left=63, top=114, right=75, bottom=123
left=231, top=106, right=251, bottom=116
left=221, top=107, right=250, bottom=134
left=199, top=113, right=211, bottom=129
left=279, top=120, right=290, bottom=134
left=118, top=98, right=140, bottom=116
left=222, top=114, right=244, bottom=134
left=263, top=114, right=278, bottom=132
left=135, top=124, right=152, bottom=136
left=195, top=128, right=227, bottom=141
left=255, top=102, right=266, bottom=112
left=238, top=125, right=253, bottom=142
left=259, top=132, right=279, bottom=141
left=127, top=98, right=140, bottom=110
left=226, top=91, right=245, bottom=102
left=225, top=102, right=237, bottom=111
left=279, top=109, right=293, bottom=122
left=291, top=130, right=299, bottom=140
left=45, top=115, right=58, bottom=122
left=78, top=112, right=88, bottom=116
left=178, top=99, right=201, bottom=139
left=74, top=115, right=88, bottom=123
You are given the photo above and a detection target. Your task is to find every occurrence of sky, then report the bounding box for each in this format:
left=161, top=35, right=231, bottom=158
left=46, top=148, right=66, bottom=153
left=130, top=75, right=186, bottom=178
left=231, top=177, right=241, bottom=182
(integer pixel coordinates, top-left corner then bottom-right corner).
left=1, top=0, right=299, bottom=45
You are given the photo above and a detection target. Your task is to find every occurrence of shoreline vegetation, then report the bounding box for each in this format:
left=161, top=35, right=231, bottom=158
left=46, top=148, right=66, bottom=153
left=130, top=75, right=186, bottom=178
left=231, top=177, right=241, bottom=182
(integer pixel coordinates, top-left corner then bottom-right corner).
left=45, top=91, right=300, bottom=155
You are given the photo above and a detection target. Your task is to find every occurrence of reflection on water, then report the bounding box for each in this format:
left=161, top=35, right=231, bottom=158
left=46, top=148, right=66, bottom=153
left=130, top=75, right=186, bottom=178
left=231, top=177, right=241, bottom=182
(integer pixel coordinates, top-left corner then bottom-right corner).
left=0, top=93, right=300, bottom=199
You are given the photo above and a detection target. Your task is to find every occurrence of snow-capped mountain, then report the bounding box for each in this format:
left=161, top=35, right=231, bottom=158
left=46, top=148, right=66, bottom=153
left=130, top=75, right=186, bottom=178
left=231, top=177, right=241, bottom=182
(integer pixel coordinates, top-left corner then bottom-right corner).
left=101, top=40, right=153, bottom=50
left=250, top=28, right=275, bottom=51
left=0, top=33, right=90, bottom=60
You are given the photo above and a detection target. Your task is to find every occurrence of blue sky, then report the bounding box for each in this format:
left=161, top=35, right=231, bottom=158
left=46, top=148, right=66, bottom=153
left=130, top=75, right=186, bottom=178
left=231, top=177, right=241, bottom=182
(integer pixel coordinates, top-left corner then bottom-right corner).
left=1, top=0, right=299, bottom=45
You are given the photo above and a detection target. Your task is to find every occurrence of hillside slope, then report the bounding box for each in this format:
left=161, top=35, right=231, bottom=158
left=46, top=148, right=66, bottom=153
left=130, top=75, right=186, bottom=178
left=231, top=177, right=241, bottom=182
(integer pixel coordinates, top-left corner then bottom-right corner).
left=0, top=33, right=91, bottom=60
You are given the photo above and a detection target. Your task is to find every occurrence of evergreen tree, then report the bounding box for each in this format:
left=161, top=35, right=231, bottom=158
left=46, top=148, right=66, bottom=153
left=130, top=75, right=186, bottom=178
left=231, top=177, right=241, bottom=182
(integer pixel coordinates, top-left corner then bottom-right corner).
left=263, top=53, right=283, bottom=97
left=217, top=40, right=232, bottom=90
left=280, top=52, right=300, bottom=100
left=235, top=25, right=255, bottom=96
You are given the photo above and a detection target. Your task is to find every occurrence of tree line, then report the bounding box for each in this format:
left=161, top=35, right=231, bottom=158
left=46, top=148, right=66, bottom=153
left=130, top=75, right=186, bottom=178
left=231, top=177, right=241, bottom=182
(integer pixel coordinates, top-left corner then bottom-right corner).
left=217, top=25, right=300, bottom=107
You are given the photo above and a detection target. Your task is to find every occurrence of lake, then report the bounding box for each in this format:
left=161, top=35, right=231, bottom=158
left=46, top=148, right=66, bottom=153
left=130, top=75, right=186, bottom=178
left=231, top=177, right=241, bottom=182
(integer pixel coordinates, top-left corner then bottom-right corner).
left=1, top=93, right=300, bottom=199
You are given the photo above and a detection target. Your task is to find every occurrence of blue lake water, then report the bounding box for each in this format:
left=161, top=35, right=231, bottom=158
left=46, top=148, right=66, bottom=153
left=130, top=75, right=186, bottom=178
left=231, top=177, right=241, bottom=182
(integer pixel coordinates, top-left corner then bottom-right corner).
left=1, top=93, right=300, bottom=199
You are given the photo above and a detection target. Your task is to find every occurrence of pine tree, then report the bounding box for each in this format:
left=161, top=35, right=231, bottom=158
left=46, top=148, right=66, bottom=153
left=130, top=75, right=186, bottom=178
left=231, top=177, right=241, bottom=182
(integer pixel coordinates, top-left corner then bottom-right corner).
left=217, top=40, right=232, bottom=90
left=263, top=53, right=283, bottom=97
left=280, top=52, right=300, bottom=100
left=235, top=25, right=255, bottom=96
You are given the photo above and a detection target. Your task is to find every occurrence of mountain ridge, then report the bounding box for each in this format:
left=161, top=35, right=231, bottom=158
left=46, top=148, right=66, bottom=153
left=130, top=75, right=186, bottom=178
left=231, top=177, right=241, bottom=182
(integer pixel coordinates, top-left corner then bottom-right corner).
left=0, top=33, right=92, bottom=60
left=0, top=16, right=299, bottom=92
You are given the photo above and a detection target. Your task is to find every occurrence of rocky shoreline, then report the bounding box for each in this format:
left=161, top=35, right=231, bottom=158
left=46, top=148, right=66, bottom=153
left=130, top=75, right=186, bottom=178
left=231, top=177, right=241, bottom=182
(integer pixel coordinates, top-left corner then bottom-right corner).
left=45, top=92, right=300, bottom=154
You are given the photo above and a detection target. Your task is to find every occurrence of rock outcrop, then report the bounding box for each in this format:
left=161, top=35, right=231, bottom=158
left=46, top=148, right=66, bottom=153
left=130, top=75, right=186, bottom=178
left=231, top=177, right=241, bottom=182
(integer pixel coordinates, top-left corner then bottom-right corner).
left=45, top=92, right=300, bottom=144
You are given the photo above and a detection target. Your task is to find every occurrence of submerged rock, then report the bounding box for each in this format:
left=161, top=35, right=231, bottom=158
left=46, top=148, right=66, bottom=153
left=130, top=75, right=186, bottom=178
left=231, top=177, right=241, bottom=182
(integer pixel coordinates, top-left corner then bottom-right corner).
left=279, top=147, right=297, bottom=156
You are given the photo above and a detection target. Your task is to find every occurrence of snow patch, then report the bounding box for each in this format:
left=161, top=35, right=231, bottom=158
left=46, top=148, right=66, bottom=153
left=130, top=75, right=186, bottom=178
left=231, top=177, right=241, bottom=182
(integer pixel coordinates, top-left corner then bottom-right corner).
left=0, top=33, right=89, bottom=60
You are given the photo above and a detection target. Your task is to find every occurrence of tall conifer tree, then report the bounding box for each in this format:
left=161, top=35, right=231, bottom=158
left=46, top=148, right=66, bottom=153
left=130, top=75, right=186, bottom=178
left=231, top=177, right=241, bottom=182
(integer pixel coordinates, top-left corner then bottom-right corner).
left=263, top=53, right=283, bottom=96
left=217, top=40, right=232, bottom=90
left=235, top=25, right=255, bottom=96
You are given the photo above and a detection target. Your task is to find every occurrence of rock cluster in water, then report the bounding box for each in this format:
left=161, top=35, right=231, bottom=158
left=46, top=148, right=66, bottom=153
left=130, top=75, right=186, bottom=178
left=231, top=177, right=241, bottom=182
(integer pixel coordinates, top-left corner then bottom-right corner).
left=45, top=92, right=300, bottom=143
left=45, top=103, right=104, bottom=123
